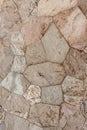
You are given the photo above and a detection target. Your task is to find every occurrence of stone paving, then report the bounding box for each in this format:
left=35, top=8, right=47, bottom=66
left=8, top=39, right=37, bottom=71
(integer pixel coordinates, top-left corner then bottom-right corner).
left=0, top=0, right=87, bottom=130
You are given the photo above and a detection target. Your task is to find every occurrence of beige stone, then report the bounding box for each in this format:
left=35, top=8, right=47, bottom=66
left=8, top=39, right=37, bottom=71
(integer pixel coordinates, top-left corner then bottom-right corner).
left=83, top=120, right=87, bottom=130
left=29, top=103, right=60, bottom=127
left=29, top=123, right=43, bottom=130
left=0, top=72, right=30, bottom=95
left=26, top=40, right=46, bottom=65
left=0, top=105, right=5, bottom=123
left=38, top=0, right=77, bottom=16
left=54, top=7, right=87, bottom=50
left=23, top=85, right=41, bottom=105
left=0, top=122, right=6, bottom=130
left=24, top=62, right=65, bottom=87
left=42, top=23, right=69, bottom=63
left=21, top=16, right=52, bottom=46
left=42, top=85, right=63, bottom=105
left=0, top=0, right=3, bottom=11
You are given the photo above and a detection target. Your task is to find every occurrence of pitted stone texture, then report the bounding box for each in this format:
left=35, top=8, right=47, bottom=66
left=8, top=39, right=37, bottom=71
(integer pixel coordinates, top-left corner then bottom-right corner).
left=5, top=113, right=30, bottom=130
left=54, top=7, right=87, bottom=50
left=23, top=85, right=41, bottom=105
left=79, top=0, right=87, bottom=18
left=3, top=93, right=30, bottom=119
left=0, top=42, right=14, bottom=79
left=63, top=48, right=87, bottom=80
left=62, top=76, right=84, bottom=105
left=42, top=23, right=69, bottom=63
left=60, top=103, right=85, bottom=130
left=21, top=16, right=52, bottom=46
left=29, top=103, right=60, bottom=127
left=38, top=0, right=77, bottom=16
left=26, top=40, right=46, bottom=65
left=11, top=56, right=26, bottom=73
left=42, top=85, right=63, bottom=105
left=24, top=62, right=65, bottom=87
left=29, top=123, right=43, bottom=130
left=11, top=31, right=25, bottom=56
left=0, top=72, right=30, bottom=95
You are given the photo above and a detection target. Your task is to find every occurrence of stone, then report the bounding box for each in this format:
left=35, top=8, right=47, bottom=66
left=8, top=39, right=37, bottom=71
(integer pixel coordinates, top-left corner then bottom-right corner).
left=5, top=113, right=30, bottom=130
left=0, top=0, right=4, bottom=11
left=42, top=85, right=63, bottom=105
left=60, top=103, right=85, bottom=130
left=3, top=93, right=30, bottom=119
left=23, top=85, right=41, bottom=105
left=83, top=120, right=87, bottom=130
left=0, top=72, right=30, bottom=95
left=11, top=31, right=25, bottom=56
left=24, top=62, right=65, bottom=87
left=42, top=23, right=69, bottom=63
left=11, top=56, right=26, bottom=73
left=0, top=122, right=6, bottom=130
left=29, top=123, right=43, bottom=130
left=26, top=40, right=46, bottom=65
left=21, top=16, right=52, bottom=46
left=38, top=0, right=77, bottom=16
left=63, top=48, right=87, bottom=80
left=54, top=7, right=87, bottom=50
left=0, top=42, right=14, bottom=79
left=29, top=103, right=60, bottom=127
left=0, top=105, right=5, bottom=123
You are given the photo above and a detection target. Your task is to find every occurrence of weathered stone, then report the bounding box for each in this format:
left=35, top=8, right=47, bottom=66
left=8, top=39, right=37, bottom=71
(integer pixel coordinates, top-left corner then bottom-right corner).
left=24, top=62, right=65, bottom=87
left=63, top=48, right=87, bottom=80
left=54, top=7, right=87, bottom=50
left=3, top=93, right=30, bottom=119
left=0, top=0, right=3, bottom=11
left=0, top=42, right=14, bottom=79
left=83, top=120, right=87, bottom=130
left=0, top=105, right=5, bottom=123
left=42, top=85, right=63, bottom=105
left=29, top=103, right=60, bottom=127
left=5, top=113, right=30, bottom=130
left=11, top=56, right=26, bottom=73
left=21, top=16, right=52, bottom=46
left=0, top=72, right=30, bottom=95
left=42, top=23, right=69, bottom=63
left=23, top=85, right=41, bottom=105
left=0, top=122, right=6, bottom=130
left=29, top=123, right=43, bottom=130
left=26, top=40, right=46, bottom=65
left=38, top=0, right=77, bottom=16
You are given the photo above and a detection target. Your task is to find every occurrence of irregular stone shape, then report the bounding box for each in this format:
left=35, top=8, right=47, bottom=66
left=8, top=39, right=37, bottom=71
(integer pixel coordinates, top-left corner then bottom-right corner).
left=83, top=120, right=87, bottom=130
left=29, top=123, right=43, bottom=130
left=0, top=72, right=30, bottom=95
left=3, top=93, right=30, bottom=119
left=63, top=48, right=87, bottom=80
left=26, top=40, right=46, bottom=65
left=62, top=76, right=84, bottom=105
left=42, top=23, right=69, bottom=63
left=5, top=113, right=30, bottom=130
left=42, top=85, right=63, bottom=105
left=24, top=62, right=65, bottom=87
left=0, top=122, right=6, bottom=130
left=23, top=85, right=41, bottom=105
left=38, top=0, right=77, bottom=16
left=60, top=103, right=85, bottom=130
left=54, top=7, right=87, bottom=50
left=29, top=103, right=60, bottom=127
left=0, top=42, right=14, bottom=78
left=21, top=16, right=52, bottom=46
left=0, top=105, right=5, bottom=123
left=0, top=0, right=3, bottom=11
left=11, top=31, right=25, bottom=56
left=11, top=56, right=26, bottom=73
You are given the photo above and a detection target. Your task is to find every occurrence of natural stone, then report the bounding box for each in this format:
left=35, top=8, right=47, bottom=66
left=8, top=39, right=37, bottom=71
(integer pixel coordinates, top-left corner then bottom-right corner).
left=38, top=0, right=78, bottom=16
left=21, top=16, right=52, bottom=46
left=0, top=0, right=3, bottom=11
left=0, top=122, right=6, bottom=130
left=54, top=7, right=87, bottom=50
left=24, top=62, right=65, bottom=87
left=83, top=120, right=87, bottom=130
left=29, top=123, right=43, bottom=130
left=26, top=40, right=46, bottom=65
left=42, top=85, right=63, bottom=105
left=11, top=56, right=26, bottom=73
left=23, top=85, right=41, bottom=105
left=42, top=23, right=69, bottom=63
left=0, top=72, right=30, bottom=95
left=0, top=105, right=5, bottom=123
left=29, top=103, right=60, bottom=127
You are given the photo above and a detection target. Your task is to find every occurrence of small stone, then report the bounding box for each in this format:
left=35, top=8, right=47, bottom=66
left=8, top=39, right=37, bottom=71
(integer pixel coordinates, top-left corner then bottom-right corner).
left=38, top=0, right=77, bottom=16
left=24, top=62, right=65, bottom=87
left=29, top=103, right=60, bottom=127
left=42, top=85, right=63, bottom=105
left=11, top=56, right=26, bottom=73
left=0, top=72, right=30, bottom=95
left=42, top=23, right=69, bottom=63
left=26, top=40, right=46, bottom=65
left=29, top=123, right=43, bottom=130
left=23, top=85, right=41, bottom=105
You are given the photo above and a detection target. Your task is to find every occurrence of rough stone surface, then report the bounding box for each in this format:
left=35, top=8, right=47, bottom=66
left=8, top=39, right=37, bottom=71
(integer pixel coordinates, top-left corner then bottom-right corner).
left=79, top=0, right=87, bottom=18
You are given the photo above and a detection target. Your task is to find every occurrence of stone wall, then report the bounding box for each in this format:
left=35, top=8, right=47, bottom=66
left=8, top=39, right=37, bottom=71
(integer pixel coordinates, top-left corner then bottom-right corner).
left=0, top=0, right=87, bottom=130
